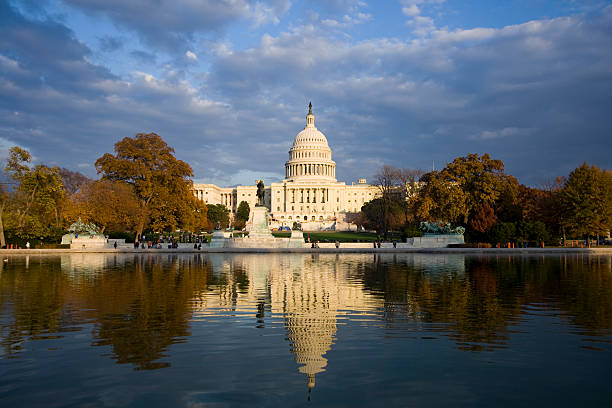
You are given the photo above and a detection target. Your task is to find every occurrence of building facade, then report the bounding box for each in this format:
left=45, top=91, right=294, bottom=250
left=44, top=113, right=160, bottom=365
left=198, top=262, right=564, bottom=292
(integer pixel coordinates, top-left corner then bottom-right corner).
left=193, top=104, right=379, bottom=230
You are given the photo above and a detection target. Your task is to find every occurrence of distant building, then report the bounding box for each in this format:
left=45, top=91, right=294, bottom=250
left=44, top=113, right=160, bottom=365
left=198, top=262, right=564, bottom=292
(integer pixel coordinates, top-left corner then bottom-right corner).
left=193, top=104, right=379, bottom=230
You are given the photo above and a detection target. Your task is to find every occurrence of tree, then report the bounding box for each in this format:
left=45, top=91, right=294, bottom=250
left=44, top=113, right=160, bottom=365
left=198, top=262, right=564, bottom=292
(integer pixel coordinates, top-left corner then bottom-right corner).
left=59, top=168, right=90, bottom=195
left=95, top=133, right=195, bottom=238
left=0, top=183, right=8, bottom=247
left=180, top=196, right=208, bottom=233
left=415, top=170, right=469, bottom=224
left=470, top=202, right=497, bottom=233
left=441, top=153, right=511, bottom=209
left=4, top=147, right=65, bottom=240
left=206, top=204, right=230, bottom=229
left=560, top=163, right=612, bottom=239
left=64, top=179, right=141, bottom=233
left=370, top=165, right=422, bottom=238
left=416, top=153, right=516, bottom=229
left=235, top=201, right=250, bottom=229
left=490, top=222, right=516, bottom=245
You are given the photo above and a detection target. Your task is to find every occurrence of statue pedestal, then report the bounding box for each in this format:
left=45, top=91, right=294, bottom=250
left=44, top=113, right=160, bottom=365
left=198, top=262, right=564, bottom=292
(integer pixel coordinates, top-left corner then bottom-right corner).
left=70, top=235, right=107, bottom=249
left=209, top=230, right=229, bottom=248
left=288, top=229, right=304, bottom=248
left=406, top=234, right=465, bottom=248
left=246, top=206, right=274, bottom=239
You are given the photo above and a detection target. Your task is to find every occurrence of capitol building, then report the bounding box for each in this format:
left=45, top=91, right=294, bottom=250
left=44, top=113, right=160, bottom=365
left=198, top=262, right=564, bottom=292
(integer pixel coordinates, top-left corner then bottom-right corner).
left=193, top=104, right=379, bottom=230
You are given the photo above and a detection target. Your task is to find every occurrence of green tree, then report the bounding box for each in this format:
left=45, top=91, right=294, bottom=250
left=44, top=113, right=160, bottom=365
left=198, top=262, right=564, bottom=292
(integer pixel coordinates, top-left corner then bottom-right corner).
left=4, top=147, right=65, bottom=240
left=235, top=201, right=250, bottom=229
left=95, top=133, right=195, bottom=238
left=490, top=222, right=516, bottom=245
left=560, top=163, right=612, bottom=239
left=206, top=204, right=230, bottom=229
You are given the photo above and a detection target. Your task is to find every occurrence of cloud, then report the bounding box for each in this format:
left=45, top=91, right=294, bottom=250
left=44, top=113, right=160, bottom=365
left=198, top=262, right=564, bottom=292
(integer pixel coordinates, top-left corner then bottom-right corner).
left=400, top=0, right=446, bottom=36
left=207, top=8, right=612, bottom=183
left=98, top=35, right=123, bottom=52
left=130, top=50, right=157, bottom=64
left=61, top=0, right=290, bottom=51
left=185, top=50, right=198, bottom=61
left=471, top=127, right=532, bottom=141
left=1, top=1, right=611, bottom=187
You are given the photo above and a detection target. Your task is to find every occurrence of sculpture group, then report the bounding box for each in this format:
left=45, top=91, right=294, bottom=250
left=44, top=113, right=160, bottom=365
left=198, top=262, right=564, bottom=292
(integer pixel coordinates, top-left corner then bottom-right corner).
left=420, top=221, right=465, bottom=235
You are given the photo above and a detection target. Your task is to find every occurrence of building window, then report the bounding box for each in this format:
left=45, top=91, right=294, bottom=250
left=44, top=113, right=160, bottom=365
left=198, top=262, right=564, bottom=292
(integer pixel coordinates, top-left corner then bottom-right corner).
left=292, top=206, right=294, bottom=210
left=311, top=216, right=315, bottom=221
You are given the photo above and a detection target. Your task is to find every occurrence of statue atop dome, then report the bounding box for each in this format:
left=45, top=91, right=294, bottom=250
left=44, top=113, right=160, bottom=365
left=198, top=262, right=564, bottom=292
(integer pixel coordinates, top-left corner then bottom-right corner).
left=306, top=102, right=315, bottom=127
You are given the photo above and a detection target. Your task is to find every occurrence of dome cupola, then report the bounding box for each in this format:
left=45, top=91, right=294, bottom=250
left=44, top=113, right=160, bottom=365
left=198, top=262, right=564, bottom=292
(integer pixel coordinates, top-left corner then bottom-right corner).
left=285, top=102, right=336, bottom=183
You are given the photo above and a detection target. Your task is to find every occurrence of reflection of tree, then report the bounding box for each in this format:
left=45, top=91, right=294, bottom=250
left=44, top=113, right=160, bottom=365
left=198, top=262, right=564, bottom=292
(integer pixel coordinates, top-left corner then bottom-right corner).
left=359, top=255, right=612, bottom=351
left=0, top=254, right=213, bottom=370
left=0, top=257, right=74, bottom=355
left=82, top=254, right=211, bottom=369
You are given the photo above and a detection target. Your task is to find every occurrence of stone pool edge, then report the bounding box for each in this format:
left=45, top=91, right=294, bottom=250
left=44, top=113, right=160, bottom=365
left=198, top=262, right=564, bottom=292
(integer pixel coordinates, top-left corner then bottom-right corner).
left=2, top=248, right=612, bottom=255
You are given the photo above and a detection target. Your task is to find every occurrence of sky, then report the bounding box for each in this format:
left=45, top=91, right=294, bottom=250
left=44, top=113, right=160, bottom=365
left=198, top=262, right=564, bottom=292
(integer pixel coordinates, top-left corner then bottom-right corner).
left=1, top=0, right=611, bottom=187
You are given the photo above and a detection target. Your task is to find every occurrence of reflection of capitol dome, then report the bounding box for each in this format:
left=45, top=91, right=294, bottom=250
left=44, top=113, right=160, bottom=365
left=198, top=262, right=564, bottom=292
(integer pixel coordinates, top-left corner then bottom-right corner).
left=284, top=278, right=337, bottom=392
left=285, top=103, right=337, bottom=183
left=194, top=254, right=384, bottom=391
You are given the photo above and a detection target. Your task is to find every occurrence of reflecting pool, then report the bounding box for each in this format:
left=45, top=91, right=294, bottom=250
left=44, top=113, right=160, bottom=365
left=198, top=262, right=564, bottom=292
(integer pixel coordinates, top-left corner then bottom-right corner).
left=1, top=253, right=611, bottom=407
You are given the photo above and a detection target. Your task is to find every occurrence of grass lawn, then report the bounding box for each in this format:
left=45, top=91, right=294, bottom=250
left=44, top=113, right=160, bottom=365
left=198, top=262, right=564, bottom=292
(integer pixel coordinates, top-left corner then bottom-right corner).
left=270, top=231, right=380, bottom=242
left=307, top=231, right=379, bottom=242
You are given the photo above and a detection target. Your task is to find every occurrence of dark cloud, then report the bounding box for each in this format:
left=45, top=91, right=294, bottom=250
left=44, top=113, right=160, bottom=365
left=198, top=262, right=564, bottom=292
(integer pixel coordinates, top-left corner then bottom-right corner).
left=61, top=0, right=290, bottom=51
left=0, top=1, right=230, bottom=177
left=98, top=35, right=123, bottom=52
left=206, top=8, right=612, bottom=185
left=1, top=1, right=611, bottom=188
left=130, top=50, right=157, bottom=64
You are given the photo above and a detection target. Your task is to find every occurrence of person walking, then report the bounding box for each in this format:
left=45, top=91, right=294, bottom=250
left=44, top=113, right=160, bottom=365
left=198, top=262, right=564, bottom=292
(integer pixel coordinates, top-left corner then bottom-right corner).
left=114, top=241, right=117, bottom=249
left=26, top=241, right=30, bottom=249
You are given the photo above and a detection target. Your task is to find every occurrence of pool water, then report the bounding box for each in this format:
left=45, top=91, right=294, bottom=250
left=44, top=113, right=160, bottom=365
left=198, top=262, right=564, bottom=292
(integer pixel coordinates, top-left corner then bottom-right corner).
left=1, top=253, right=611, bottom=407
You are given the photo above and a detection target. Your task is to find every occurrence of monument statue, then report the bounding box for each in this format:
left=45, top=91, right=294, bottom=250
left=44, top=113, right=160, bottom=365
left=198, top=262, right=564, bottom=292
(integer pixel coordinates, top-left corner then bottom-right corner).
left=420, top=221, right=465, bottom=235
left=61, top=217, right=107, bottom=248
left=256, top=179, right=265, bottom=206
left=67, top=217, right=102, bottom=235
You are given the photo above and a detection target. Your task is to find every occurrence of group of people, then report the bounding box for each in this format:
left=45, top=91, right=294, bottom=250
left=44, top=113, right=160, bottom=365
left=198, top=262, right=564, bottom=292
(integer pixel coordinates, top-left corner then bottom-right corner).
left=372, top=240, right=398, bottom=248
left=131, top=239, right=179, bottom=249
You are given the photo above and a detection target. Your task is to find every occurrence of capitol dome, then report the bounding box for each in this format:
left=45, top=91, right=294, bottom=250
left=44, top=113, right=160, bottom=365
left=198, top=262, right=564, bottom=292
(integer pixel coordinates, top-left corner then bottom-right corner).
left=285, top=103, right=337, bottom=183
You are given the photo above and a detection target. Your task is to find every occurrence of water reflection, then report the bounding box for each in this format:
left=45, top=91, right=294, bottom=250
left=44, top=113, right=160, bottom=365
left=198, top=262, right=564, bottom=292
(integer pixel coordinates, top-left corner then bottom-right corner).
left=201, top=254, right=388, bottom=391
left=1, top=253, right=612, bottom=394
